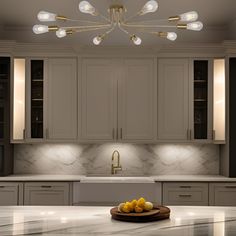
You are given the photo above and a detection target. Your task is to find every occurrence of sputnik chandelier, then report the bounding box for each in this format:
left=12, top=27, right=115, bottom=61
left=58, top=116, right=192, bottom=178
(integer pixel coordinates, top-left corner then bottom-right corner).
left=33, top=0, right=203, bottom=45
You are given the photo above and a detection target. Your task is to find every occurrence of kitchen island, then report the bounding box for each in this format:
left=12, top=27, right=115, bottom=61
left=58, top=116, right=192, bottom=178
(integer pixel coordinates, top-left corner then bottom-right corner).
left=0, top=206, right=236, bottom=235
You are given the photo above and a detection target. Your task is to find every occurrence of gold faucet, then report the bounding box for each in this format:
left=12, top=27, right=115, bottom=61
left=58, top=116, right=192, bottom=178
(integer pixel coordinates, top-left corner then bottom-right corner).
left=111, top=150, right=122, bottom=175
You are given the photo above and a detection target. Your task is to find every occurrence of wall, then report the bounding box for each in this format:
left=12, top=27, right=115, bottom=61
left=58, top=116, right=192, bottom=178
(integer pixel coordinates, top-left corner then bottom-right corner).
left=14, top=143, right=219, bottom=175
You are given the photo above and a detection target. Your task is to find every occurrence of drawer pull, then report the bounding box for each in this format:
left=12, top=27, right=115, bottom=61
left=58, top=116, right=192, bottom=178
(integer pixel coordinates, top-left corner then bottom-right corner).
left=0, top=186, right=5, bottom=188
left=179, top=186, right=192, bottom=188
left=41, top=186, right=52, bottom=188
left=225, top=186, right=236, bottom=189
left=179, top=194, right=192, bottom=197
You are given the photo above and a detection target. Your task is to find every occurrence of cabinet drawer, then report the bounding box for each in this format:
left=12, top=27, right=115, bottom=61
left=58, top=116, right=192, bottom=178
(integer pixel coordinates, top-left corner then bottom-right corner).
left=163, top=182, right=208, bottom=206
left=24, top=182, right=70, bottom=206
left=0, top=182, right=23, bottom=206
left=209, top=183, right=236, bottom=206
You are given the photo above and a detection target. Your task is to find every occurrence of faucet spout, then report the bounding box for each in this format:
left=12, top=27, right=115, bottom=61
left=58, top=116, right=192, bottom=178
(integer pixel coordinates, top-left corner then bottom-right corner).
left=111, top=150, right=122, bottom=175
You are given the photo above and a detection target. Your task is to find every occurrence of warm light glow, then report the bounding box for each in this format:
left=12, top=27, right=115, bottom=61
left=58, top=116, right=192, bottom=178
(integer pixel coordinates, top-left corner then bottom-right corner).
left=187, top=21, right=203, bottom=31
left=13, top=59, right=25, bottom=140
left=93, top=35, right=102, bottom=45
left=79, top=1, right=96, bottom=15
left=167, top=32, right=177, bottom=41
left=140, top=0, right=158, bottom=15
left=37, top=11, right=57, bottom=22
left=213, top=212, right=225, bottom=236
left=131, top=35, right=142, bottom=45
left=213, top=59, right=225, bottom=142
left=180, top=11, right=198, bottom=22
left=56, top=28, right=67, bottom=38
left=33, top=25, right=49, bottom=34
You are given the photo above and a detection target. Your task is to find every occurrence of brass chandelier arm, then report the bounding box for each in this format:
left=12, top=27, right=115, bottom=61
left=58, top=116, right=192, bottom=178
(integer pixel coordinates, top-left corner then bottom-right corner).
left=61, top=24, right=112, bottom=29
left=122, top=22, right=177, bottom=28
left=66, top=18, right=110, bottom=25
left=124, top=18, right=170, bottom=24
left=71, top=26, right=111, bottom=33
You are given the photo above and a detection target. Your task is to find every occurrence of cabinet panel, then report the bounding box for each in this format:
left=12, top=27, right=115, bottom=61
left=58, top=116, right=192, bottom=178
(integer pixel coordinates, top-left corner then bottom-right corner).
left=81, top=59, right=116, bottom=140
left=0, top=183, right=22, bottom=206
left=119, top=59, right=154, bottom=140
left=163, top=182, right=208, bottom=206
left=24, top=182, right=70, bottom=206
left=48, top=58, right=77, bottom=140
left=209, top=183, right=236, bottom=206
left=158, top=59, right=189, bottom=140
left=73, top=182, right=161, bottom=206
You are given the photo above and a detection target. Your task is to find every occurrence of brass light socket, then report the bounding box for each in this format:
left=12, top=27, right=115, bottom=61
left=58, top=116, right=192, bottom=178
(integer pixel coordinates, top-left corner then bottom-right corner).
left=108, top=4, right=126, bottom=13
left=56, top=15, right=68, bottom=21
left=66, top=30, right=74, bottom=35
left=48, top=26, right=59, bottom=31
left=177, top=23, right=187, bottom=29
left=158, top=32, right=168, bottom=38
left=168, top=16, right=181, bottom=22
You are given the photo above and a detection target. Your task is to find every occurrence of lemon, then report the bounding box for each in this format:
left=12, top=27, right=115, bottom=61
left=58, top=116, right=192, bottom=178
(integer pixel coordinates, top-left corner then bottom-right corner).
left=122, top=203, right=131, bottom=213
left=144, top=201, right=153, bottom=211
left=131, top=199, right=137, bottom=209
left=137, top=197, right=146, bottom=209
left=118, top=203, right=125, bottom=212
left=135, top=205, right=143, bottom=213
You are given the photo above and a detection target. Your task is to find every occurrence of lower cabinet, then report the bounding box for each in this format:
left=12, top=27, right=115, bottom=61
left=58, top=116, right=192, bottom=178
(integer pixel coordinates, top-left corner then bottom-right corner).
left=209, top=183, right=236, bottom=206
left=162, top=182, right=208, bottom=206
left=24, top=182, right=70, bottom=206
left=0, top=182, right=23, bottom=206
left=73, top=182, right=161, bottom=206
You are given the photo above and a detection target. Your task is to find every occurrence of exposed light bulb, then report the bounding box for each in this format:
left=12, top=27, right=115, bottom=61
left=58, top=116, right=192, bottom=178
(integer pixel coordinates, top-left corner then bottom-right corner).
left=79, top=1, right=96, bottom=15
left=56, top=28, right=67, bottom=38
left=140, top=0, right=158, bottom=15
left=180, top=11, right=198, bottom=22
left=167, top=32, right=177, bottom=41
left=37, top=11, right=57, bottom=22
left=32, top=25, right=49, bottom=34
left=131, top=35, right=142, bottom=45
left=187, top=21, right=203, bottom=31
left=93, top=36, right=103, bottom=45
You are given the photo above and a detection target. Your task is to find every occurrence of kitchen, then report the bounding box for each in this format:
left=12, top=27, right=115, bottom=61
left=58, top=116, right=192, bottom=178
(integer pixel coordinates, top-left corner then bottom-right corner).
left=0, top=0, right=236, bottom=235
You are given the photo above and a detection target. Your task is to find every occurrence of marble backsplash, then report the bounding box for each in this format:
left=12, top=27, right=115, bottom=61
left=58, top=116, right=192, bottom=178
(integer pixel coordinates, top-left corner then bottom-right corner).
left=13, top=143, right=220, bottom=175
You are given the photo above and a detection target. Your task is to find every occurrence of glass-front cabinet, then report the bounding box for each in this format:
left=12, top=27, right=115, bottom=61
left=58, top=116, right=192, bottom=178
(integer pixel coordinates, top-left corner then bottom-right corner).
left=30, top=60, right=44, bottom=139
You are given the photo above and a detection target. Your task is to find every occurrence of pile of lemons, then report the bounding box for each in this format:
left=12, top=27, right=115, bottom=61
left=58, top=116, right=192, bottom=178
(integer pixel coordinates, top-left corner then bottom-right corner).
left=118, top=197, right=153, bottom=213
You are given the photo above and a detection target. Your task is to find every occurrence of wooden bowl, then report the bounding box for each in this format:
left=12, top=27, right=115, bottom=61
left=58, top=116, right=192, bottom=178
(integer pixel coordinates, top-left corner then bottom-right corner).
left=110, top=205, right=170, bottom=222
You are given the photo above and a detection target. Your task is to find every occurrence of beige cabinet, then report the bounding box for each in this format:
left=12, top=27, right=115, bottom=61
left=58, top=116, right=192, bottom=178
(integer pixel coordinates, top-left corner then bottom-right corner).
left=24, top=182, right=70, bottom=206
left=47, top=58, right=77, bottom=140
left=81, top=58, right=155, bottom=141
left=0, top=183, right=23, bottom=206
left=209, top=183, right=236, bottom=206
left=158, top=59, right=189, bottom=140
left=162, top=182, right=208, bottom=206
left=119, top=59, right=155, bottom=140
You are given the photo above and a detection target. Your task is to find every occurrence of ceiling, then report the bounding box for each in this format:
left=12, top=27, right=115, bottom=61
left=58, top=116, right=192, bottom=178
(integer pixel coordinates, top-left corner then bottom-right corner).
left=0, top=0, right=236, bottom=46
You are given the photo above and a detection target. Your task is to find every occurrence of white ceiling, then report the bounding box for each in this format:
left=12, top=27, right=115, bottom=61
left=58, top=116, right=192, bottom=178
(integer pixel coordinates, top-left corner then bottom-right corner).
left=0, top=0, right=236, bottom=45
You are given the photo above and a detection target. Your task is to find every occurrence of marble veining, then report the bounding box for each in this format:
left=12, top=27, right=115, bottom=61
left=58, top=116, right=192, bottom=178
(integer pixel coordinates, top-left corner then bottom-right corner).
left=0, top=206, right=236, bottom=235
left=14, top=143, right=219, bottom=175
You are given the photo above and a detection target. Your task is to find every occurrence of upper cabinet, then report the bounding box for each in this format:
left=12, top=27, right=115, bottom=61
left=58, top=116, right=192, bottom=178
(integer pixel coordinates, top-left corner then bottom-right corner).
left=47, top=58, right=77, bottom=140
left=81, top=59, right=116, bottom=140
left=12, top=57, right=77, bottom=142
left=158, top=59, right=189, bottom=140
left=80, top=58, right=156, bottom=142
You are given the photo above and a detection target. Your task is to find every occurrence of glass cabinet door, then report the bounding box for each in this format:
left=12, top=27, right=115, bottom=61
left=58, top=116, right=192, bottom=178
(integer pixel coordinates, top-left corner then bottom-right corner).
left=30, top=60, right=44, bottom=139
left=193, top=60, right=209, bottom=139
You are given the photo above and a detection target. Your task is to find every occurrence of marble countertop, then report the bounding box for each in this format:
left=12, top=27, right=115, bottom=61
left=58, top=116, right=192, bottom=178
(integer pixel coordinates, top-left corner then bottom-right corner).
left=0, top=206, right=236, bottom=235
left=0, top=174, right=236, bottom=182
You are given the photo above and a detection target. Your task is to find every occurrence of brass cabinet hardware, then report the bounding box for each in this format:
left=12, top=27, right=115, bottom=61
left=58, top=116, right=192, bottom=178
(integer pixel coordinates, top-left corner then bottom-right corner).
left=120, top=128, right=123, bottom=139
left=225, top=186, right=236, bottom=189
left=41, top=185, right=52, bottom=188
left=116, top=127, right=119, bottom=140
left=179, top=194, right=192, bottom=197
left=112, top=128, right=115, bottom=140
left=179, top=186, right=192, bottom=188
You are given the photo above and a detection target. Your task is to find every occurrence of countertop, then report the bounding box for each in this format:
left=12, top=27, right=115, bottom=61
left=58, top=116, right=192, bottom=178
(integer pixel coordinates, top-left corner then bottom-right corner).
left=0, top=205, right=236, bottom=235
left=0, top=174, right=236, bottom=182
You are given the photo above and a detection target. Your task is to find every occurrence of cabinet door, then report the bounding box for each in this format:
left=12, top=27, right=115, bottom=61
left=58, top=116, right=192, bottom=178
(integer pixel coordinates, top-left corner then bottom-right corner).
left=119, top=59, right=155, bottom=140
left=0, top=183, right=20, bottom=206
left=158, top=59, right=189, bottom=140
left=209, top=183, right=236, bottom=206
left=81, top=59, right=116, bottom=140
left=24, top=182, right=70, bottom=206
left=47, top=58, right=77, bottom=140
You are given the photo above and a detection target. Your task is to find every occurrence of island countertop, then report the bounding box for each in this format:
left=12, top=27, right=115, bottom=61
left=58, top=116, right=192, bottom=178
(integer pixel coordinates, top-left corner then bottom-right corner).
left=1, top=206, right=236, bottom=235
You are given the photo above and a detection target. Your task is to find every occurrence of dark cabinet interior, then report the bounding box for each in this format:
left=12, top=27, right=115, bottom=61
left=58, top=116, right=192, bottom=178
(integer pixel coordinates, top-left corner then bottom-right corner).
left=31, top=60, right=44, bottom=138
left=0, top=57, right=13, bottom=176
left=194, top=60, right=208, bottom=139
